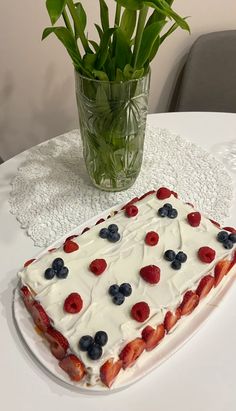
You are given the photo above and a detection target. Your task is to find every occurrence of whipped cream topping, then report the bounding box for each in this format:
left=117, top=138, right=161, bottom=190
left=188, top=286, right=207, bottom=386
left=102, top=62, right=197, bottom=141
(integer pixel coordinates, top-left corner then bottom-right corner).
left=18, top=193, right=235, bottom=384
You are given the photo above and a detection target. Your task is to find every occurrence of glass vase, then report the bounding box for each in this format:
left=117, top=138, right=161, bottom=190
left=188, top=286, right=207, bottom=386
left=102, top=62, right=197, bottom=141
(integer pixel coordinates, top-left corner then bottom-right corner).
left=75, top=70, right=150, bottom=192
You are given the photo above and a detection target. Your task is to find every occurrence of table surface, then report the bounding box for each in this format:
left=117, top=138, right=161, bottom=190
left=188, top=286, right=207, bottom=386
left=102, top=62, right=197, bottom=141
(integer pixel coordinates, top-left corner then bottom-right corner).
left=1, top=112, right=236, bottom=411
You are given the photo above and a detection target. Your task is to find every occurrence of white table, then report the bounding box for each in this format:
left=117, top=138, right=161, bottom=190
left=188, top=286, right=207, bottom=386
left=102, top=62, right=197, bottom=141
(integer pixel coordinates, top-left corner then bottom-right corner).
left=1, top=112, right=236, bottom=411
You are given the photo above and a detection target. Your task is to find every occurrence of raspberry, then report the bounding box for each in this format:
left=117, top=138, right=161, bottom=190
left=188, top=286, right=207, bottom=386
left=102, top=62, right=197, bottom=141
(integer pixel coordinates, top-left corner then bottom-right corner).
left=140, top=265, right=160, bottom=284
left=125, top=204, right=138, bottom=217
left=89, top=258, right=107, bottom=275
left=131, top=302, right=150, bottom=322
left=145, top=231, right=159, bottom=246
left=198, top=246, right=216, bottom=263
left=187, top=212, right=201, bottom=227
left=63, top=240, right=79, bottom=253
left=64, top=293, right=83, bottom=314
left=156, top=187, right=171, bottom=200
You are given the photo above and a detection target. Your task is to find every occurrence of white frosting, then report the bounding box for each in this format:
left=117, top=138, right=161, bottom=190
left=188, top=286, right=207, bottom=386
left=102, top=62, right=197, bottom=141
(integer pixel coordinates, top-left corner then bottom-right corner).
left=18, top=193, right=236, bottom=385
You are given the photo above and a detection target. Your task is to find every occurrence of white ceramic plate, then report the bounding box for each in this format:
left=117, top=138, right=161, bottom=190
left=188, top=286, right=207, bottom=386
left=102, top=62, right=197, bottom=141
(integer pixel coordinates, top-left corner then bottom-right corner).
left=12, top=205, right=236, bottom=394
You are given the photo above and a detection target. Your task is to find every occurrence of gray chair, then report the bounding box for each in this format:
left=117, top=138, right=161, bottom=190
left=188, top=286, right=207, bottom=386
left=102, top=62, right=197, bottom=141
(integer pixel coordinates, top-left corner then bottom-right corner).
left=0, top=156, right=3, bottom=164
left=170, top=30, right=236, bottom=112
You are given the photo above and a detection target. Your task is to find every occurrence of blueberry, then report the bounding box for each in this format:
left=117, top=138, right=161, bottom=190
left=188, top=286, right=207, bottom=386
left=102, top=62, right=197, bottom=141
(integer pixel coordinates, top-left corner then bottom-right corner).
left=108, top=284, right=120, bottom=296
left=164, top=249, right=176, bottom=262
left=168, top=208, right=178, bottom=219
left=175, top=251, right=187, bottom=263
left=56, top=266, right=69, bottom=279
left=223, top=239, right=234, bottom=249
left=158, top=207, right=168, bottom=217
left=87, top=343, right=103, bottom=360
left=163, top=203, right=173, bottom=211
left=119, top=283, right=132, bottom=297
left=99, top=228, right=109, bottom=239
left=217, top=231, right=229, bottom=243
left=108, top=224, right=118, bottom=233
left=171, top=260, right=182, bottom=270
left=79, top=335, right=94, bottom=351
left=229, top=233, right=236, bottom=244
left=94, top=331, right=108, bottom=347
left=52, top=258, right=64, bottom=272
left=108, top=231, right=121, bottom=243
left=113, top=292, right=125, bottom=305
left=44, top=267, right=56, bottom=280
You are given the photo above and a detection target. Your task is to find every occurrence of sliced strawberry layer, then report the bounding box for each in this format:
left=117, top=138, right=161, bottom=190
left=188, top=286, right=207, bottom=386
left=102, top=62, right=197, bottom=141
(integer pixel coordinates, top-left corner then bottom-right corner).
left=141, top=324, right=165, bottom=351
left=119, top=338, right=146, bottom=369
left=31, top=302, right=51, bottom=332
left=139, top=190, right=156, bottom=201
left=214, top=259, right=232, bottom=287
left=59, top=354, right=85, bottom=382
left=100, top=358, right=123, bottom=388
left=24, top=258, right=36, bottom=268
left=164, top=308, right=181, bottom=332
left=20, top=286, right=34, bottom=312
left=196, top=274, right=214, bottom=300
left=178, top=291, right=199, bottom=316
left=45, top=327, right=69, bottom=360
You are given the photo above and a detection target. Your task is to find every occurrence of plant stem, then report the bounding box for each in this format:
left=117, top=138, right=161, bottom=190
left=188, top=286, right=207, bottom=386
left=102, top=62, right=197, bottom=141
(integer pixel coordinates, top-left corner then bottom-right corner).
left=62, top=9, right=73, bottom=34
left=114, top=3, right=121, bottom=26
left=66, top=0, right=90, bottom=53
left=132, top=5, right=149, bottom=69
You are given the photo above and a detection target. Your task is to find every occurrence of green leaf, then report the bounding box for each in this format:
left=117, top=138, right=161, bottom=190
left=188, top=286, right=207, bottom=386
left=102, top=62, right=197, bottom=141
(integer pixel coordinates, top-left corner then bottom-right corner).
left=83, top=53, right=97, bottom=71
left=145, top=0, right=190, bottom=32
left=96, top=28, right=116, bottom=70
left=160, top=20, right=178, bottom=44
left=89, top=40, right=100, bottom=52
left=115, top=68, right=124, bottom=81
left=74, top=2, right=87, bottom=38
left=114, top=28, right=132, bottom=70
left=132, top=68, right=144, bottom=79
left=115, top=0, right=144, bottom=11
left=120, top=9, right=137, bottom=40
left=92, top=70, right=109, bottom=81
left=46, top=0, right=67, bottom=25
left=123, top=64, right=134, bottom=79
left=136, top=21, right=162, bottom=68
left=95, top=24, right=103, bottom=40
left=99, top=0, right=109, bottom=32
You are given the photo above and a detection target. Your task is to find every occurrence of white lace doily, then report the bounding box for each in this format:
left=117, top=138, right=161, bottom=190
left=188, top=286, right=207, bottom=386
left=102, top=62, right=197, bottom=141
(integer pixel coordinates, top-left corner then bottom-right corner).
left=9, top=126, right=233, bottom=247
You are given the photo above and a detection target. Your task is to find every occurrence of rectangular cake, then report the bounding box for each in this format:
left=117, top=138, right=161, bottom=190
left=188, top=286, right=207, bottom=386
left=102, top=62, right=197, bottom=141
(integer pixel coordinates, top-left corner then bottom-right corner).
left=18, top=188, right=236, bottom=388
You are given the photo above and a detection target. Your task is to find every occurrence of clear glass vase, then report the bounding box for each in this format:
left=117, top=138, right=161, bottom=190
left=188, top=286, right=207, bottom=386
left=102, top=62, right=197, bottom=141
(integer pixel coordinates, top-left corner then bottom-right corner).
left=75, top=70, right=150, bottom=192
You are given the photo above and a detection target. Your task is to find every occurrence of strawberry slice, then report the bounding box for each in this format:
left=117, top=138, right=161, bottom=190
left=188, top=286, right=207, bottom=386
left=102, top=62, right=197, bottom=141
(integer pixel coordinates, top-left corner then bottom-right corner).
left=119, top=338, right=146, bottom=369
left=24, top=258, right=36, bottom=268
left=214, top=259, right=232, bottom=287
left=45, top=327, right=69, bottom=360
left=31, top=301, right=51, bottom=332
left=196, top=274, right=214, bottom=299
left=164, top=308, right=181, bottom=332
left=100, top=358, right=123, bottom=388
left=141, top=324, right=165, bottom=351
left=139, top=190, right=156, bottom=201
left=178, top=291, right=199, bottom=316
left=59, top=354, right=85, bottom=382
left=20, top=286, right=34, bottom=312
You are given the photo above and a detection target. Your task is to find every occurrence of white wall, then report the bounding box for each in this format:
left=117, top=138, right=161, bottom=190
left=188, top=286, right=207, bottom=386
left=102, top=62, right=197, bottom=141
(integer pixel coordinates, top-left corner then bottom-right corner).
left=0, top=0, right=236, bottom=160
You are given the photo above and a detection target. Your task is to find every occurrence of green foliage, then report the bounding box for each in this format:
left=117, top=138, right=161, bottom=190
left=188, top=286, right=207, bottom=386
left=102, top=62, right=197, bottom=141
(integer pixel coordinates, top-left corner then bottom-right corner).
left=43, top=0, right=190, bottom=81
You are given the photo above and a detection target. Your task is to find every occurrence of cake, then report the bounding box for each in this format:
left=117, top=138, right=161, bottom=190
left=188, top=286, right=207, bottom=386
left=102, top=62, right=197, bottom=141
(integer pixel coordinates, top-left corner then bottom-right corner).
left=18, top=188, right=236, bottom=389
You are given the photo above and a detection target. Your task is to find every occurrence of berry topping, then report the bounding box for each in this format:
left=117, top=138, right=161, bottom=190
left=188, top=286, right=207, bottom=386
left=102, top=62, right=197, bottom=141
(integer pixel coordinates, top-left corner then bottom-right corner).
left=100, top=358, right=123, bottom=388
left=164, top=309, right=181, bottom=332
left=119, top=283, right=132, bottom=297
left=65, top=235, right=78, bottom=242
left=131, top=301, right=150, bottom=322
left=229, top=233, right=236, bottom=243
left=187, top=212, right=201, bottom=227
left=171, top=190, right=178, bottom=198
left=79, top=335, right=94, bottom=351
left=64, top=292, right=83, bottom=314
left=171, top=259, right=182, bottom=270
left=196, top=274, right=214, bottom=300
left=140, top=265, right=160, bottom=284
left=82, top=227, right=90, bottom=234
left=99, top=228, right=109, bottom=239
left=59, top=354, right=85, bottom=382
left=31, top=302, right=51, bottom=332
left=210, top=219, right=221, bottom=228
left=94, top=331, right=108, bottom=347
left=217, top=231, right=229, bottom=243
left=223, top=239, right=234, bottom=249
left=141, top=324, right=165, bottom=351
left=88, top=343, right=103, bottom=360
left=44, top=267, right=56, bottom=280
left=125, top=204, right=138, bottom=217
left=156, top=187, right=171, bottom=200
left=145, top=231, right=159, bottom=246
left=56, top=266, right=69, bottom=279
left=214, top=259, right=232, bottom=287
left=107, top=231, right=121, bottom=243
left=175, top=251, right=187, bottom=263
left=109, top=284, right=120, bottom=296
left=178, top=290, right=199, bottom=316
left=63, top=240, right=79, bottom=253
left=89, top=258, right=107, bottom=275
left=119, top=338, right=146, bottom=369
left=52, top=258, right=64, bottom=272
left=198, top=246, right=216, bottom=263
left=139, top=190, right=156, bottom=200
left=45, top=327, right=69, bottom=359
left=158, top=207, right=168, bottom=217
left=108, top=224, right=118, bottom=233
left=163, top=203, right=172, bottom=210
left=168, top=208, right=178, bottom=219
left=20, top=286, right=34, bottom=312
left=96, top=218, right=105, bottom=225
left=164, top=249, right=176, bottom=262
left=222, top=226, right=236, bottom=233
left=113, top=292, right=125, bottom=305
left=24, top=258, right=36, bottom=267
